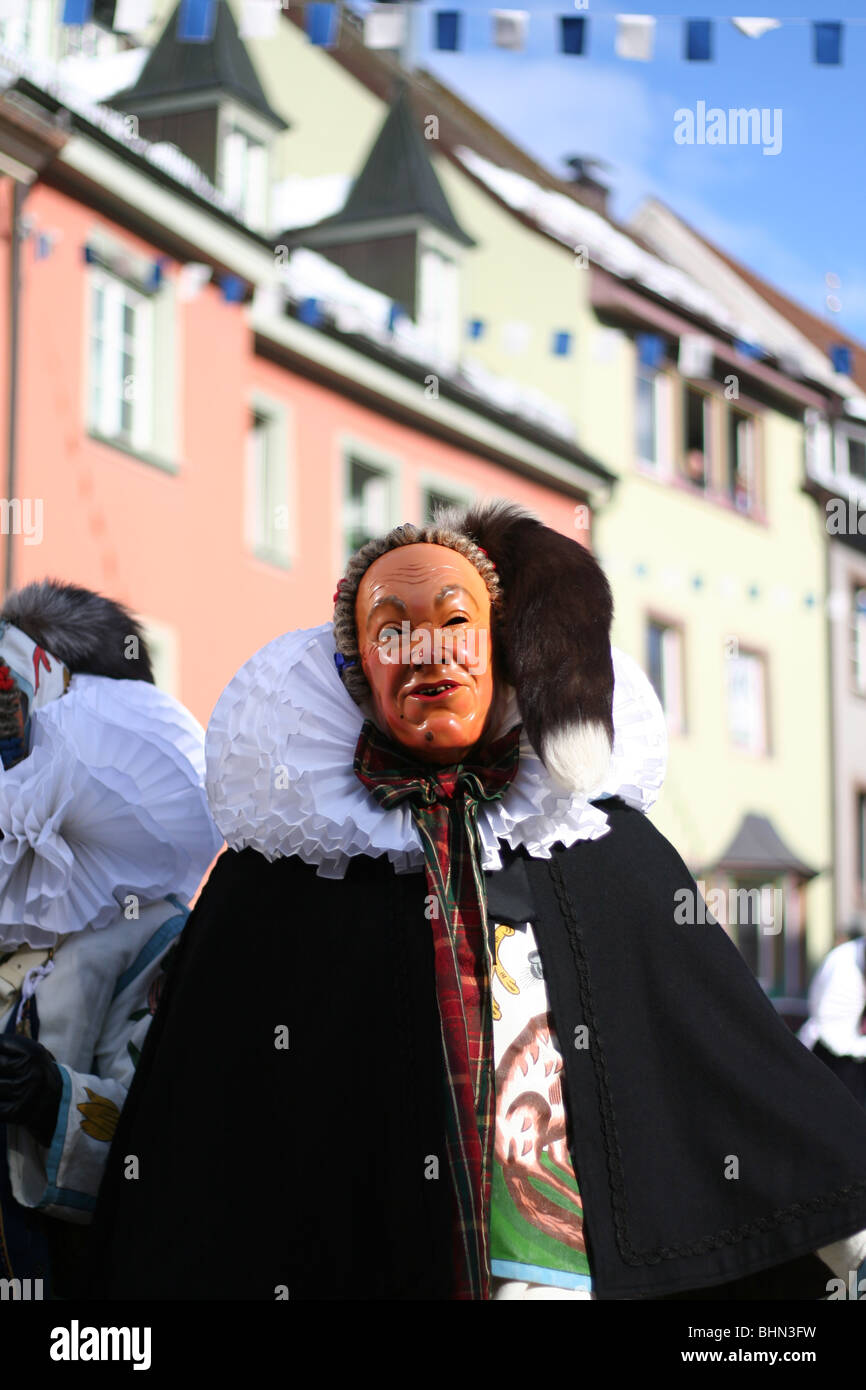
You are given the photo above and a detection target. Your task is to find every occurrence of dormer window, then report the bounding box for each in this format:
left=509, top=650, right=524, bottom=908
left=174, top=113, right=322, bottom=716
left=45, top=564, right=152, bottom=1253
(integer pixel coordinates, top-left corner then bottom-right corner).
left=218, top=109, right=271, bottom=230
left=418, top=241, right=459, bottom=365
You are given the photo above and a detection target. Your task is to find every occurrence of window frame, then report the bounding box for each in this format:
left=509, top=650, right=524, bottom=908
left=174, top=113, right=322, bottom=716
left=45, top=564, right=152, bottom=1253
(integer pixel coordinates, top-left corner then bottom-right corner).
left=339, top=436, right=403, bottom=568
left=87, top=264, right=155, bottom=456
left=245, top=393, right=294, bottom=570
left=725, top=642, right=771, bottom=757
left=645, top=612, right=687, bottom=736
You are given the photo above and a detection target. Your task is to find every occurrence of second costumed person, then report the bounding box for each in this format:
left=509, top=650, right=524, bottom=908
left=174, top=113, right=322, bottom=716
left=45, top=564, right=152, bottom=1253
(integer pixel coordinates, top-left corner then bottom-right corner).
left=88, top=503, right=866, bottom=1300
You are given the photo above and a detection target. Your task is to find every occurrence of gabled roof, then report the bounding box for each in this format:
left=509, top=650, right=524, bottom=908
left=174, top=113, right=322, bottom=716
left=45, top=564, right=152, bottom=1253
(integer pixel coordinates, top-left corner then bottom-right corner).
left=708, top=813, right=818, bottom=880
left=637, top=199, right=866, bottom=396
left=112, top=0, right=287, bottom=129
left=289, top=84, right=474, bottom=248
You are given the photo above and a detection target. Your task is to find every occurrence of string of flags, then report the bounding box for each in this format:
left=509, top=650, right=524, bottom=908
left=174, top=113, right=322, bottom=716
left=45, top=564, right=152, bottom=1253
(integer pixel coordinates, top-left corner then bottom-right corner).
left=48, top=2, right=859, bottom=67
left=601, top=554, right=838, bottom=616
left=638, top=330, right=855, bottom=382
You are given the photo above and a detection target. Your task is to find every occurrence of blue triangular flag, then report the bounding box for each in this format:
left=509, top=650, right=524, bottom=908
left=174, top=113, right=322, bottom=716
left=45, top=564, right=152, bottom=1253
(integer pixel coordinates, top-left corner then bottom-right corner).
left=685, top=19, right=712, bottom=62
left=35, top=234, right=51, bottom=261
left=298, top=297, right=324, bottom=326
left=814, top=22, right=843, bottom=66
left=733, top=338, right=765, bottom=359
left=146, top=257, right=166, bottom=292
left=560, top=16, right=586, bottom=56
left=831, top=344, right=852, bottom=375
left=220, top=274, right=245, bottom=304
left=178, top=0, right=216, bottom=42
left=62, top=0, right=93, bottom=22
left=552, top=330, right=572, bottom=357
left=636, top=333, right=664, bottom=368
left=434, top=11, right=460, bottom=52
left=467, top=318, right=485, bottom=340
left=306, top=3, right=338, bottom=48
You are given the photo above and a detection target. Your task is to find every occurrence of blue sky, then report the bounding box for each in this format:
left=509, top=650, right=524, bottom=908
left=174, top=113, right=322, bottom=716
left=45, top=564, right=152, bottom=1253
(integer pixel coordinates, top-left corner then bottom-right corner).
left=402, top=0, right=866, bottom=341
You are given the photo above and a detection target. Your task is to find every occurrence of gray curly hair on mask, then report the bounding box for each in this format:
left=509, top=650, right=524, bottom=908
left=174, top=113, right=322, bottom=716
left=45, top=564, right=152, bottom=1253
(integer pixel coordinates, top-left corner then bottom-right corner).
left=332, top=510, right=503, bottom=704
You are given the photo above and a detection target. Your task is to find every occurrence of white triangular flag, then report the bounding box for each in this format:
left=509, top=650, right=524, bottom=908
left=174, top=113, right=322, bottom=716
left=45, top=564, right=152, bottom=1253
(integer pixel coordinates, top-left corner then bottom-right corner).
left=678, top=333, right=714, bottom=379
left=240, top=0, right=280, bottom=40
left=364, top=3, right=407, bottom=50
left=178, top=262, right=212, bottom=303
left=615, top=14, right=655, bottom=62
left=502, top=321, right=531, bottom=354
left=731, top=17, right=781, bottom=40
left=492, top=10, right=529, bottom=52
left=113, top=0, right=154, bottom=31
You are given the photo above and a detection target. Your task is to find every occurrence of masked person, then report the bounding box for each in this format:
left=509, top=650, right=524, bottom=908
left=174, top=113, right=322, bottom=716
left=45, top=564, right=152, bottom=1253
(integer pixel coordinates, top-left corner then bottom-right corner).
left=87, top=503, right=866, bottom=1300
left=0, top=580, right=222, bottom=1297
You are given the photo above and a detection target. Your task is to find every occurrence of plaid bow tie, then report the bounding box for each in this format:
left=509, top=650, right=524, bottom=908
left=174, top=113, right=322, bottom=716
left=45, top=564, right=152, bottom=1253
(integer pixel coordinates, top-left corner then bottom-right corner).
left=354, top=718, right=521, bottom=1300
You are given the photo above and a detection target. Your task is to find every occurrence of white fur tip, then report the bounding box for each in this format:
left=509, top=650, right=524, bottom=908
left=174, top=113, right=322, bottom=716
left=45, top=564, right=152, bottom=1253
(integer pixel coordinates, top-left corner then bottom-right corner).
left=541, top=721, right=612, bottom=797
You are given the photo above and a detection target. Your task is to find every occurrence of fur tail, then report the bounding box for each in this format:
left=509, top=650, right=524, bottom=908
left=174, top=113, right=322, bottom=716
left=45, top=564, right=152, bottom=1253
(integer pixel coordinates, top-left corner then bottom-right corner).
left=454, top=501, right=614, bottom=795
left=1, top=578, right=154, bottom=682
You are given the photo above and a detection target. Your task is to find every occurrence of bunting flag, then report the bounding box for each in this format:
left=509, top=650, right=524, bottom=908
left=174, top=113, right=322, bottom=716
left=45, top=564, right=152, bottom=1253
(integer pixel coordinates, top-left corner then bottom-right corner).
left=685, top=19, right=713, bottom=61
left=831, top=345, right=853, bottom=376
left=552, top=330, right=572, bottom=357
left=364, top=3, right=407, bottom=50
left=502, top=320, right=531, bottom=353
left=814, top=21, right=842, bottom=66
left=298, top=296, right=325, bottom=326
left=306, top=2, right=338, bottom=48
left=615, top=14, right=655, bottom=62
left=113, top=0, right=153, bottom=31
left=435, top=10, right=461, bottom=51
left=220, top=273, right=246, bottom=304
left=239, top=0, right=280, bottom=41
left=733, top=338, right=765, bottom=359
left=636, top=332, right=665, bottom=368
left=560, top=15, right=586, bottom=56
left=61, top=0, right=92, bottom=22
left=492, top=9, right=528, bottom=51
left=731, top=17, right=781, bottom=40
left=467, top=318, right=485, bottom=340
left=678, top=333, right=714, bottom=378
left=177, top=0, right=216, bottom=43
left=145, top=256, right=167, bottom=292
left=177, top=262, right=212, bottom=302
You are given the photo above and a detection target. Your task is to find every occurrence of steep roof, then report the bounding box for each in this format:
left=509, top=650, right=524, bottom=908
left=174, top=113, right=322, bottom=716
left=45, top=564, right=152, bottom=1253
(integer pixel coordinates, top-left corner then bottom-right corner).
left=708, top=813, right=818, bottom=880
left=644, top=200, right=866, bottom=395
left=294, top=83, right=474, bottom=246
left=113, top=0, right=287, bottom=129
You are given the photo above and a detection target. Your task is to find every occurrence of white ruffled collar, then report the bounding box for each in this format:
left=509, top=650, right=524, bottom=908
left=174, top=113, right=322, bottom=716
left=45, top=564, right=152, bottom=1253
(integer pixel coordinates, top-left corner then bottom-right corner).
left=0, top=674, right=223, bottom=948
left=205, top=624, right=667, bottom=879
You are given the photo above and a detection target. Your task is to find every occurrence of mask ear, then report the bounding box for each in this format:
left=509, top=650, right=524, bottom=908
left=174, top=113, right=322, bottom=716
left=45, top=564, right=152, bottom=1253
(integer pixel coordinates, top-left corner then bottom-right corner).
left=460, top=502, right=614, bottom=795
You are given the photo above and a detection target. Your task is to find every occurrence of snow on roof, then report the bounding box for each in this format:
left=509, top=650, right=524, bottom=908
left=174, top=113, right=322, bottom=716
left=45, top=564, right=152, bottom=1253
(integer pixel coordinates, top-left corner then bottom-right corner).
left=0, top=41, right=237, bottom=218
left=273, top=173, right=351, bottom=232
left=454, top=145, right=756, bottom=338
left=277, top=247, right=576, bottom=442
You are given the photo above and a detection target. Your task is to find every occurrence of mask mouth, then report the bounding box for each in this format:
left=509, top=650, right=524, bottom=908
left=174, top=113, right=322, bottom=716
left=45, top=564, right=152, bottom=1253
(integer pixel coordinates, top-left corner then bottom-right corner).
left=408, top=679, right=461, bottom=701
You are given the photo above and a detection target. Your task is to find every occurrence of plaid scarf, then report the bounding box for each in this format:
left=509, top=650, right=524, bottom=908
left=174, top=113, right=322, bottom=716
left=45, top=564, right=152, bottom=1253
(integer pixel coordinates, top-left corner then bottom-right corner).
left=354, top=718, right=521, bottom=1300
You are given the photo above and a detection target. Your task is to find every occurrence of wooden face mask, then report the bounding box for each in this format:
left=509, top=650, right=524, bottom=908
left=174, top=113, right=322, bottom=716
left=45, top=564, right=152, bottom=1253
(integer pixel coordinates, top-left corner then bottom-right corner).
left=355, top=543, right=495, bottom=764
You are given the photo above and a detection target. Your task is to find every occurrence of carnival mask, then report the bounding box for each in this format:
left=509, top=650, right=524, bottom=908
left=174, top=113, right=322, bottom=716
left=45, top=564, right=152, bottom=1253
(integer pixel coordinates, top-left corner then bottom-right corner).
left=355, top=543, right=495, bottom=764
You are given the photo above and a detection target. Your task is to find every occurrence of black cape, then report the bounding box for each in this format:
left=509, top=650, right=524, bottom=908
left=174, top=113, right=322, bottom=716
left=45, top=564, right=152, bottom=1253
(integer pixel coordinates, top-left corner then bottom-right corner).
left=86, top=799, right=866, bottom=1300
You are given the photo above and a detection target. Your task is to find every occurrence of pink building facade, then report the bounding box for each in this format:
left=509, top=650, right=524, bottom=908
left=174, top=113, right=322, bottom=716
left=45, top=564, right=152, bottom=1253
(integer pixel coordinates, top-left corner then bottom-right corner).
left=0, top=100, right=608, bottom=729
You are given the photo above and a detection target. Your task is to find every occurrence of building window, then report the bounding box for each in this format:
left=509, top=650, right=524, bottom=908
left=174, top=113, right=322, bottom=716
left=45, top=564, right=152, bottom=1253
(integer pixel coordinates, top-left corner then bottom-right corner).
left=344, top=456, right=393, bottom=558
left=636, top=364, right=657, bottom=466
left=221, top=126, right=269, bottom=230
left=834, top=425, right=866, bottom=489
left=732, top=879, right=785, bottom=994
left=682, top=385, right=711, bottom=488
left=87, top=267, right=154, bottom=455
left=418, top=246, right=459, bottom=366
left=726, top=646, right=768, bottom=755
left=647, top=619, right=685, bottom=735
left=245, top=406, right=290, bottom=567
left=858, top=792, right=866, bottom=903
left=420, top=480, right=473, bottom=524
left=727, top=408, right=758, bottom=513
left=853, top=587, right=866, bottom=696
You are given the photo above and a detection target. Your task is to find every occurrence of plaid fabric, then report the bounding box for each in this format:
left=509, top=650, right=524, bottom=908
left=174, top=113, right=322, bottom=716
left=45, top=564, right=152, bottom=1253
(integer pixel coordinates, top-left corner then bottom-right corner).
left=354, top=718, right=521, bottom=1300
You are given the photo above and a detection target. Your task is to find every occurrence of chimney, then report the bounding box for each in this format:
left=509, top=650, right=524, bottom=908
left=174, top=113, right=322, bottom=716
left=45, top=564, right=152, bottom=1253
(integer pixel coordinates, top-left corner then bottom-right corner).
left=563, top=155, right=610, bottom=216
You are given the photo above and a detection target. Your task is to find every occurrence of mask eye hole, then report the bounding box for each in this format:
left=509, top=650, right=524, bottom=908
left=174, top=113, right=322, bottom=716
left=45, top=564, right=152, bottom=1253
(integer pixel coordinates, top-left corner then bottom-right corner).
left=377, top=624, right=402, bottom=641
left=444, top=615, right=469, bottom=627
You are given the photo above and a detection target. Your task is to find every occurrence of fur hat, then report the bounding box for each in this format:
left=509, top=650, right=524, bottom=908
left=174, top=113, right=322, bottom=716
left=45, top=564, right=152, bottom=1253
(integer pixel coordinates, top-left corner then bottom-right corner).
left=333, top=500, right=614, bottom=795
left=0, top=579, right=154, bottom=683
